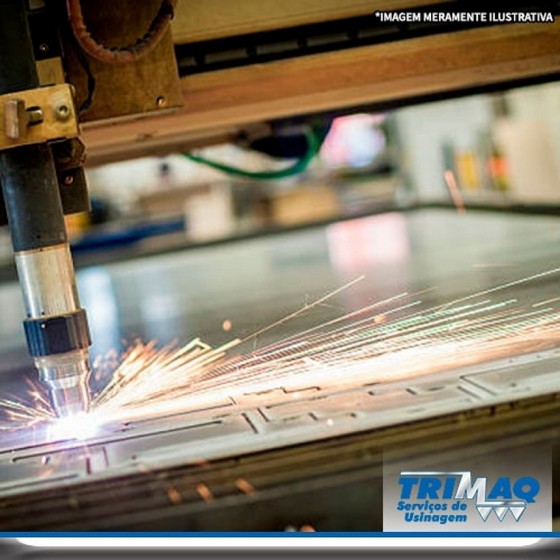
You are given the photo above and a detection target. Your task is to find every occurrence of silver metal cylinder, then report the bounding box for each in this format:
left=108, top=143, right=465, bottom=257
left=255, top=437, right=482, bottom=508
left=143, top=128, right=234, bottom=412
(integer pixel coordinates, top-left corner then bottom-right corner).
left=15, top=244, right=80, bottom=318
left=14, top=243, right=91, bottom=417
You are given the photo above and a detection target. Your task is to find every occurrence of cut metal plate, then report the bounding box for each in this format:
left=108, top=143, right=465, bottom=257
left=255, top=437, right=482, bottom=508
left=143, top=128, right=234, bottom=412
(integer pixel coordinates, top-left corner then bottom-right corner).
left=0, top=346, right=559, bottom=497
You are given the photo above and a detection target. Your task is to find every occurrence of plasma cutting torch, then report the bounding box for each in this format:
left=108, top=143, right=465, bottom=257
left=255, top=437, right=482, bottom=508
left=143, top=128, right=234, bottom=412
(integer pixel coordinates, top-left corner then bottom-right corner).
left=0, top=0, right=91, bottom=418
left=0, top=0, right=180, bottom=419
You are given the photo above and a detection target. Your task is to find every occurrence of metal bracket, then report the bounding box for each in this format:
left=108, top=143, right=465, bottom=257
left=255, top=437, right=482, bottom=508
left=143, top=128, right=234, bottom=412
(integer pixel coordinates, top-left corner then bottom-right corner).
left=0, top=84, right=79, bottom=151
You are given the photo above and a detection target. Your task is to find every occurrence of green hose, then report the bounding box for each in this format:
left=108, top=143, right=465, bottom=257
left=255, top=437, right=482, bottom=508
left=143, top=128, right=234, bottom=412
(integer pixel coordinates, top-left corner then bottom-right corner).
left=183, top=129, right=321, bottom=181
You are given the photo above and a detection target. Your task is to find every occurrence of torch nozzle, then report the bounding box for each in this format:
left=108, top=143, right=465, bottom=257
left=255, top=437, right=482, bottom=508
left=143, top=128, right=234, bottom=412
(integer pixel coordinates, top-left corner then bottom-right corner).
left=36, top=349, right=91, bottom=418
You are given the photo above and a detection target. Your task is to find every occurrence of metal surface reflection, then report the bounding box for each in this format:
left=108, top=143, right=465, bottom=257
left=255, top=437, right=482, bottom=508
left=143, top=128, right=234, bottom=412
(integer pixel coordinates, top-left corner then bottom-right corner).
left=0, top=210, right=559, bottom=531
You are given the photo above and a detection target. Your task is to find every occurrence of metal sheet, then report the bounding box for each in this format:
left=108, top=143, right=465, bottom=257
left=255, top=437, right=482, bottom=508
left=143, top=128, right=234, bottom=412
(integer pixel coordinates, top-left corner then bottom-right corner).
left=1, top=209, right=560, bottom=499
left=0, top=345, right=559, bottom=496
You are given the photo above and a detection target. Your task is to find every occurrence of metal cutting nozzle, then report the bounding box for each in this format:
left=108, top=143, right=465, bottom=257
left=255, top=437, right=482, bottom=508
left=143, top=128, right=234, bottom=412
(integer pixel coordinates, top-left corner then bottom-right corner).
left=35, top=349, right=92, bottom=418
left=46, top=376, right=91, bottom=418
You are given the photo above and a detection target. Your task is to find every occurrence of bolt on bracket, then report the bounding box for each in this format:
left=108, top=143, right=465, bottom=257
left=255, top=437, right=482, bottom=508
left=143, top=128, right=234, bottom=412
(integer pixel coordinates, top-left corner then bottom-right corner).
left=0, top=84, right=79, bottom=151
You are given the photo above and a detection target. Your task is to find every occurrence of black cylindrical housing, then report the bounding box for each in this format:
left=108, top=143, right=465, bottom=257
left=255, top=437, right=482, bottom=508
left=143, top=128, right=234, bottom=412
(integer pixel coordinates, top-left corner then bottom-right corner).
left=0, top=0, right=38, bottom=94
left=0, top=145, right=68, bottom=251
left=0, top=0, right=68, bottom=252
left=24, top=309, right=91, bottom=357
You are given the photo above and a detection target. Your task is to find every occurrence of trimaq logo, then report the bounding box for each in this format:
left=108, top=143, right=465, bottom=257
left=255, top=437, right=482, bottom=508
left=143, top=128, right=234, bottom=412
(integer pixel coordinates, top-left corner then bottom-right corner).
left=398, top=471, right=540, bottom=523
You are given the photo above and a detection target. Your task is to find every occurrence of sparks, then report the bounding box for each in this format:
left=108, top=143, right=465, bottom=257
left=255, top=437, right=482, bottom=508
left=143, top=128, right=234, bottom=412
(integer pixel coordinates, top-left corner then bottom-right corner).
left=3, top=271, right=560, bottom=436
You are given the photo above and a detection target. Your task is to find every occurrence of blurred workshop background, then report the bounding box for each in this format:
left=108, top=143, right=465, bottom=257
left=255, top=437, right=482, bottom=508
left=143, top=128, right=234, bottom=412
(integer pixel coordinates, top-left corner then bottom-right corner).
left=2, top=81, right=558, bottom=263
left=1, top=79, right=560, bottom=368
left=0, top=78, right=559, bottom=370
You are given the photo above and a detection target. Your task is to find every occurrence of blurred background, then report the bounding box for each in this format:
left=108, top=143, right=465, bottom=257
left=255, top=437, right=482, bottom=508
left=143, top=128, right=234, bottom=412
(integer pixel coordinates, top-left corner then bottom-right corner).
left=1, top=79, right=560, bottom=379
left=1, top=80, right=557, bottom=269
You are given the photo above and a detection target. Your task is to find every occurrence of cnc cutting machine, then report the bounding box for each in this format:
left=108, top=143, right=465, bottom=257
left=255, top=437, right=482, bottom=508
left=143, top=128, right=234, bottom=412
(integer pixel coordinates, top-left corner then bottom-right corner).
left=0, top=0, right=560, bottom=531
left=1, top=0, right=559, bottom=417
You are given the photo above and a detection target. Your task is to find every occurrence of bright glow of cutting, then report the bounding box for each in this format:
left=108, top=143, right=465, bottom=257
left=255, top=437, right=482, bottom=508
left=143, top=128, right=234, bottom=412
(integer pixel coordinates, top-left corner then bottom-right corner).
left=18, top=537, right=542, bottom=548
left=47, top=412, right=101, bottom=441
